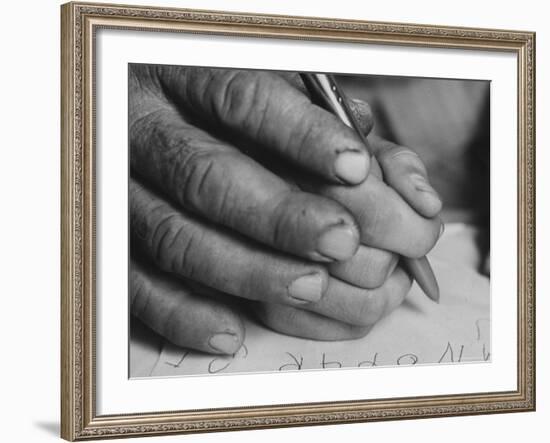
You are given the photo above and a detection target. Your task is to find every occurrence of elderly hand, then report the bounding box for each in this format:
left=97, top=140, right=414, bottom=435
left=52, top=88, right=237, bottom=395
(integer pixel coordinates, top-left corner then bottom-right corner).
left=129, top=65, right=442, bottom=354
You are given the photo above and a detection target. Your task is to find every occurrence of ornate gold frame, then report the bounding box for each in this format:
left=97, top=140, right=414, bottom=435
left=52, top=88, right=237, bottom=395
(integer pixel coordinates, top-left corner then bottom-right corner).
left=61, top=1, right=536, bottom=440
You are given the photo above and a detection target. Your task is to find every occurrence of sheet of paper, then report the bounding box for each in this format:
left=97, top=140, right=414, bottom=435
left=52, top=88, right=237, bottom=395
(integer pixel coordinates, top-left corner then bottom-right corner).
left=144, top=224, right=490, bottom=377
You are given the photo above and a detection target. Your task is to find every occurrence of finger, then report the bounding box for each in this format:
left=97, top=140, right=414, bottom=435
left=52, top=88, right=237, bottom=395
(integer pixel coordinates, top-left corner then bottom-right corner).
left=254, top=302, right=373, bottom=341
left=279, top=72, right=375, bottom=135
left=130, top=179, right=330, bottom=306
left=369, top=134, right=443, bottom=217
left=157, top=66, right=371, bottom=185
left=129, top=64, right=170, bottom=123
left=328, top=245, right=399, bottom=289
left=131, top=105, right=360, bottom=262
left=299, top=169, right=443, bottom=258
left=130, top=258, right=245, bottom=355
left=304, top=267, right=412, bottom=327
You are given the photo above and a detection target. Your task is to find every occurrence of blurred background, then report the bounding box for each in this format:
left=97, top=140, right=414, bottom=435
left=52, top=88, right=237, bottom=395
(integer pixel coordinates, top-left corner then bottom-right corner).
left=340, top=74, right=490, bottom=274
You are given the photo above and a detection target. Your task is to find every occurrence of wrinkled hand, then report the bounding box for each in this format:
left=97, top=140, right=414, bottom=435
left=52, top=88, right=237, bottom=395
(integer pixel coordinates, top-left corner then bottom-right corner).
left=129, top=65, right=442, bottom=355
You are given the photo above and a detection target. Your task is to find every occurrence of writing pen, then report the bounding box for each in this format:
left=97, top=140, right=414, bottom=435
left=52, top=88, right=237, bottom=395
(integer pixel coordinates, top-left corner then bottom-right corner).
left=300, top=72, right=440, bottom=303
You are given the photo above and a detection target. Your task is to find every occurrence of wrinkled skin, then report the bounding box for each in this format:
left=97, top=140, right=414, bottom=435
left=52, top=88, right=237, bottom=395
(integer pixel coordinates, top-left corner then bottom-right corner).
left=129, top=65, right=442, bottom=355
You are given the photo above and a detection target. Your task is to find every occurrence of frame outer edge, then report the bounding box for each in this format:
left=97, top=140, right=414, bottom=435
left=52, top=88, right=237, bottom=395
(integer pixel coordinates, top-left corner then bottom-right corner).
left=527, top=31, right=536, bottom=410
left=59, top=1, right=536, bottom=439
left=518, top=31, right=535, bottom=411
left=61, top=2, right=77, bottom=441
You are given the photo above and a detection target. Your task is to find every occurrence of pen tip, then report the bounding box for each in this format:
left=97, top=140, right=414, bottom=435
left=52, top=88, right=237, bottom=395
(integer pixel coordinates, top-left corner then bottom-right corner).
left=403, top=256, right=440, bottom=303
left=427, top=280, right=440, bottom=304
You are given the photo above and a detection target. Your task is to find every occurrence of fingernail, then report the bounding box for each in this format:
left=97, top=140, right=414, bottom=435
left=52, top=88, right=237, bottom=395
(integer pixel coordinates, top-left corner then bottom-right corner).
left=317, top=224, right=358, bottom=261
left=439, top=223, right=445, bottom=239
left=288, top=273, right=324, bottom=303
left=208, top=333, right=240, bottom=355
left=334, top=151, right=369, bottom=184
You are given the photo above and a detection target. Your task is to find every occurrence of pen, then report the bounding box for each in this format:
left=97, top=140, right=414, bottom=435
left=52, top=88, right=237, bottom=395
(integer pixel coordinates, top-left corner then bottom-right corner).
left=300, top=72, right=440, bottom=303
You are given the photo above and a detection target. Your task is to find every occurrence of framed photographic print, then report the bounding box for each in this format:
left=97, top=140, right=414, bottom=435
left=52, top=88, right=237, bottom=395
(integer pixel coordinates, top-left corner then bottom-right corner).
left=61, top=1, right=536, bottom=440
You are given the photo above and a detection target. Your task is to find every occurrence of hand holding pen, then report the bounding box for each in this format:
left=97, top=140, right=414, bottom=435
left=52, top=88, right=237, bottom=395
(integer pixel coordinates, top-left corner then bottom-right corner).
left=129, top=66, right=444, bottom=352
left=300, top=72, right=442, bottom=302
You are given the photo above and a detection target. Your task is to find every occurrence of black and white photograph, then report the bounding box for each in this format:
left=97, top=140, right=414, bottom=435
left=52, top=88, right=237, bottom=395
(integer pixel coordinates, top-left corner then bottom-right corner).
left=128, top=65, right=491, bottom=378
left=2, top=0, right=544, bottom=439
left=54, top=2, right=536, bottom=439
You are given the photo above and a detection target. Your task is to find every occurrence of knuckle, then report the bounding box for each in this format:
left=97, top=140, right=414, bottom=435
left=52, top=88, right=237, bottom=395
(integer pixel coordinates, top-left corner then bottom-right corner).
left=176, top=148, right=218, bottom=207
left=176, top=149, right=241, bottom=227
left=378, top=144, right=404, bottom=163
left=149, top=213, right=200, bottom=277
left=380, top=146, right=427, bottom=175
left=149, top=212, right=178, bottom=269
left=209, top=70, right=262, bottom=127
left=172, top=229, right=201, bottom=278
